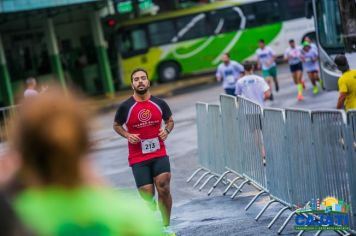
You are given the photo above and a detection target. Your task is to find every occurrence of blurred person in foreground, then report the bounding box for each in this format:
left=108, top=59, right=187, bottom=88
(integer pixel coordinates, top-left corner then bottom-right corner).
left=284, top=39, right=305, bottom=101
left=0, top=152, right=33, bottom=236
left=256, top=39, right=279, bottom=99
left=113, top=68, right=175, bottom=236
left=8, top=86, right=163, bottom=236
left=335, top=55, right=356, bottom=111
left=216, top=52, right=244, bottom=95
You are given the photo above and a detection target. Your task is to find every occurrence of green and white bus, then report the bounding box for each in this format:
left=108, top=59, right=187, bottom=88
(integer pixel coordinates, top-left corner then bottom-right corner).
left=117, top=0, right=315, bottom=86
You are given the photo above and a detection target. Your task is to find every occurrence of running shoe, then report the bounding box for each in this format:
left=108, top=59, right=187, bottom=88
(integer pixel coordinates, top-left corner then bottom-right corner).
left=163, top=226, right=176, bottom=236
left=297, top=94, right=304, bottom=101
left=313, top=85, right=319, bottom=95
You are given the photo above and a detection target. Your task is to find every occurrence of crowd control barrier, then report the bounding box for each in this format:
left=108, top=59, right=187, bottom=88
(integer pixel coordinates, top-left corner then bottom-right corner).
left=188, top=95, right=356, bottom=235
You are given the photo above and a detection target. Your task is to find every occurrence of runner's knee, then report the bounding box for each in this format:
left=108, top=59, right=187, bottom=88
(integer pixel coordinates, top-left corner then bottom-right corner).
left=156, top=181, right=170, bottom=197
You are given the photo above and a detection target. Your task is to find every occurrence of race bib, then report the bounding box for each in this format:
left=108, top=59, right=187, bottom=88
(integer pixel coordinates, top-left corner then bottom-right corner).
left=305, top=57, right=312, bottom=62
left=226, top=75, right=236, bottom=84
left=141, top=138, right=160, bottom=154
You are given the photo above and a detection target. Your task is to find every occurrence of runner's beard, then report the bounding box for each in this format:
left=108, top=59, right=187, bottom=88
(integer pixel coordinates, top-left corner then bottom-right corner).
left=135, top=87, right=148, bottom=95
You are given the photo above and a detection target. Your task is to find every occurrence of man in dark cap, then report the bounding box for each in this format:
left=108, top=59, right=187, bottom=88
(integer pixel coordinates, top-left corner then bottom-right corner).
left=334, top=54, right=356, bottom=110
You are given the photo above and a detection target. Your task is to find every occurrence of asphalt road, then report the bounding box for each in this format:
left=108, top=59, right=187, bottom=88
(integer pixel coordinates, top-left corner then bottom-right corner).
left=91, top=64, right=340, bottom=236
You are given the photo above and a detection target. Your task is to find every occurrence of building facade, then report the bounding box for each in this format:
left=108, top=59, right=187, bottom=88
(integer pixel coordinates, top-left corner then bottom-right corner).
left=0, top=0, right=116, bottom=106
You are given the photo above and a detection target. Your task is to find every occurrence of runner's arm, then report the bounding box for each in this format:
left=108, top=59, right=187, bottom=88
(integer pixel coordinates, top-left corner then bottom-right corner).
left=261, top=77, right=271, bottom=100
left=264, top=90, right=271, bottom=100
left=236, top=63, right=245, bottom=78
left=336, top=93, right=347, bottom=109
left=256, top=57, right=261, bottom=70
left=269, top=48, right=277, bottom=65
left=283, top=51, right=289, bottom=61
left=159, top=116, right=174, bottom=141
left=113, top=122, right=140, bottom=144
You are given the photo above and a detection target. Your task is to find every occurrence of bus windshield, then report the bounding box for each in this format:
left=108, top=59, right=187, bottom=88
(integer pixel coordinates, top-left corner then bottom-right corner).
left=316, top=0, right=356, bottom=53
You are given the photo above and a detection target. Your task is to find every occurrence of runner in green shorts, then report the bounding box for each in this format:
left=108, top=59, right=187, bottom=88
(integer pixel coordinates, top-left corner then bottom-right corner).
left=256, top=39, right=279, bottom=100
left=262, top=66, right=277, bottom=79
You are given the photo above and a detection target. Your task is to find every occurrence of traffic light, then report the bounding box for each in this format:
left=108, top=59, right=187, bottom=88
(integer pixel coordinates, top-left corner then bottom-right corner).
left=106, top=18, right=117, bottom=28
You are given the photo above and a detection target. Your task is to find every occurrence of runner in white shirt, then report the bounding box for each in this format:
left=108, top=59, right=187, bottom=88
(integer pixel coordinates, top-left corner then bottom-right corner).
left=303, top=36, right=318, bottom=53
left=23, top=78, right=39, bottom=98
left=284, top=39, right=305, bottom=101
left=235, top=60, right=271, bottom=105
left=301, top=41, right=322, bottom=95
left=216, top=53, right=244, bottom=96
left=256, top=39, right=279, bottom=100
left=235, top=60, right=270, bottom=165
left=23, top=77, right=48, bottom=98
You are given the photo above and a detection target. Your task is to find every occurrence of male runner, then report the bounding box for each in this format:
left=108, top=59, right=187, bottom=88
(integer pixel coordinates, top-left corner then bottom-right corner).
left=235, top=61, right=270, bottom=164
left=113, top=68, right=175, bottom=236
left=235, top=60, right=271, bottom=105
left=256, top=39, right=279, bottom=100
left=216, top=52, right=244, bottom=95
left=335, top=54, right=356, bottom=110
left=284, top=39, right=304, bottom=101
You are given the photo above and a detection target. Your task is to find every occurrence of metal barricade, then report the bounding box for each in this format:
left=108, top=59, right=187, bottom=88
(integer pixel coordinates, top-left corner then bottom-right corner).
left=244, top=108, right=290, bottom=224
left=236, top=96, right=267, bottom=191
left=191, top=99, right=356, bottom=234
left=346, top=110, right=356, bottom=231
left=206, top=95, right=243, bottom=196
left=187, top=103, right=210, bottom=184
left=311, top=110, right=350, bottom=206
left=206, top=104, right=225, bottom=176
left=191, top=104, right=227, bottom=191
left=284, top=109, right=318, bottom=207
left=262, top=108, right=291, bottom=205
left=219, top=95, right=241, bottom=174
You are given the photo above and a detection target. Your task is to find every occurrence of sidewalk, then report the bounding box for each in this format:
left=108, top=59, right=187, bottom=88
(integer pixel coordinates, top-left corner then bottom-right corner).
left=87, top=75, right=215, bottom=112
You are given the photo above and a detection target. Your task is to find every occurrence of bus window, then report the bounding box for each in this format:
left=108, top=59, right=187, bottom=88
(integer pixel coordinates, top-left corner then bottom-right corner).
left=175, top=13, right=209, bottom=41
left=148, top=20, right=175, bottom=46
left=278, top=0, right=305, bottom=20
left=316, top=0, right=344, bottom=52
left=119, top=28, right=148, bottom=58
left=209, top=8, right=241, bottom=33
left=242, top=1, right=280, bottom=27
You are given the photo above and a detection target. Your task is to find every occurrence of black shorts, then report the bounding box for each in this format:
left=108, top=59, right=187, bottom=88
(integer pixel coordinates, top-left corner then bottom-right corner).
left=290, top=62, right=303, bottom=73
left=131, top=156, right=171, bottom=188
left=307, top=70, right=319, bottom=74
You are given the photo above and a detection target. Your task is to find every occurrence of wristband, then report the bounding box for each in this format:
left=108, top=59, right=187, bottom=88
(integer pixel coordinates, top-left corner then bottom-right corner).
left=165, top=128, right=171, bottom=134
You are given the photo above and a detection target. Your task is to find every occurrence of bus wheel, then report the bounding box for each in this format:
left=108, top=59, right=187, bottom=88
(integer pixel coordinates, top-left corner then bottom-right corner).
left=158, top=62, right=180, bottom=83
